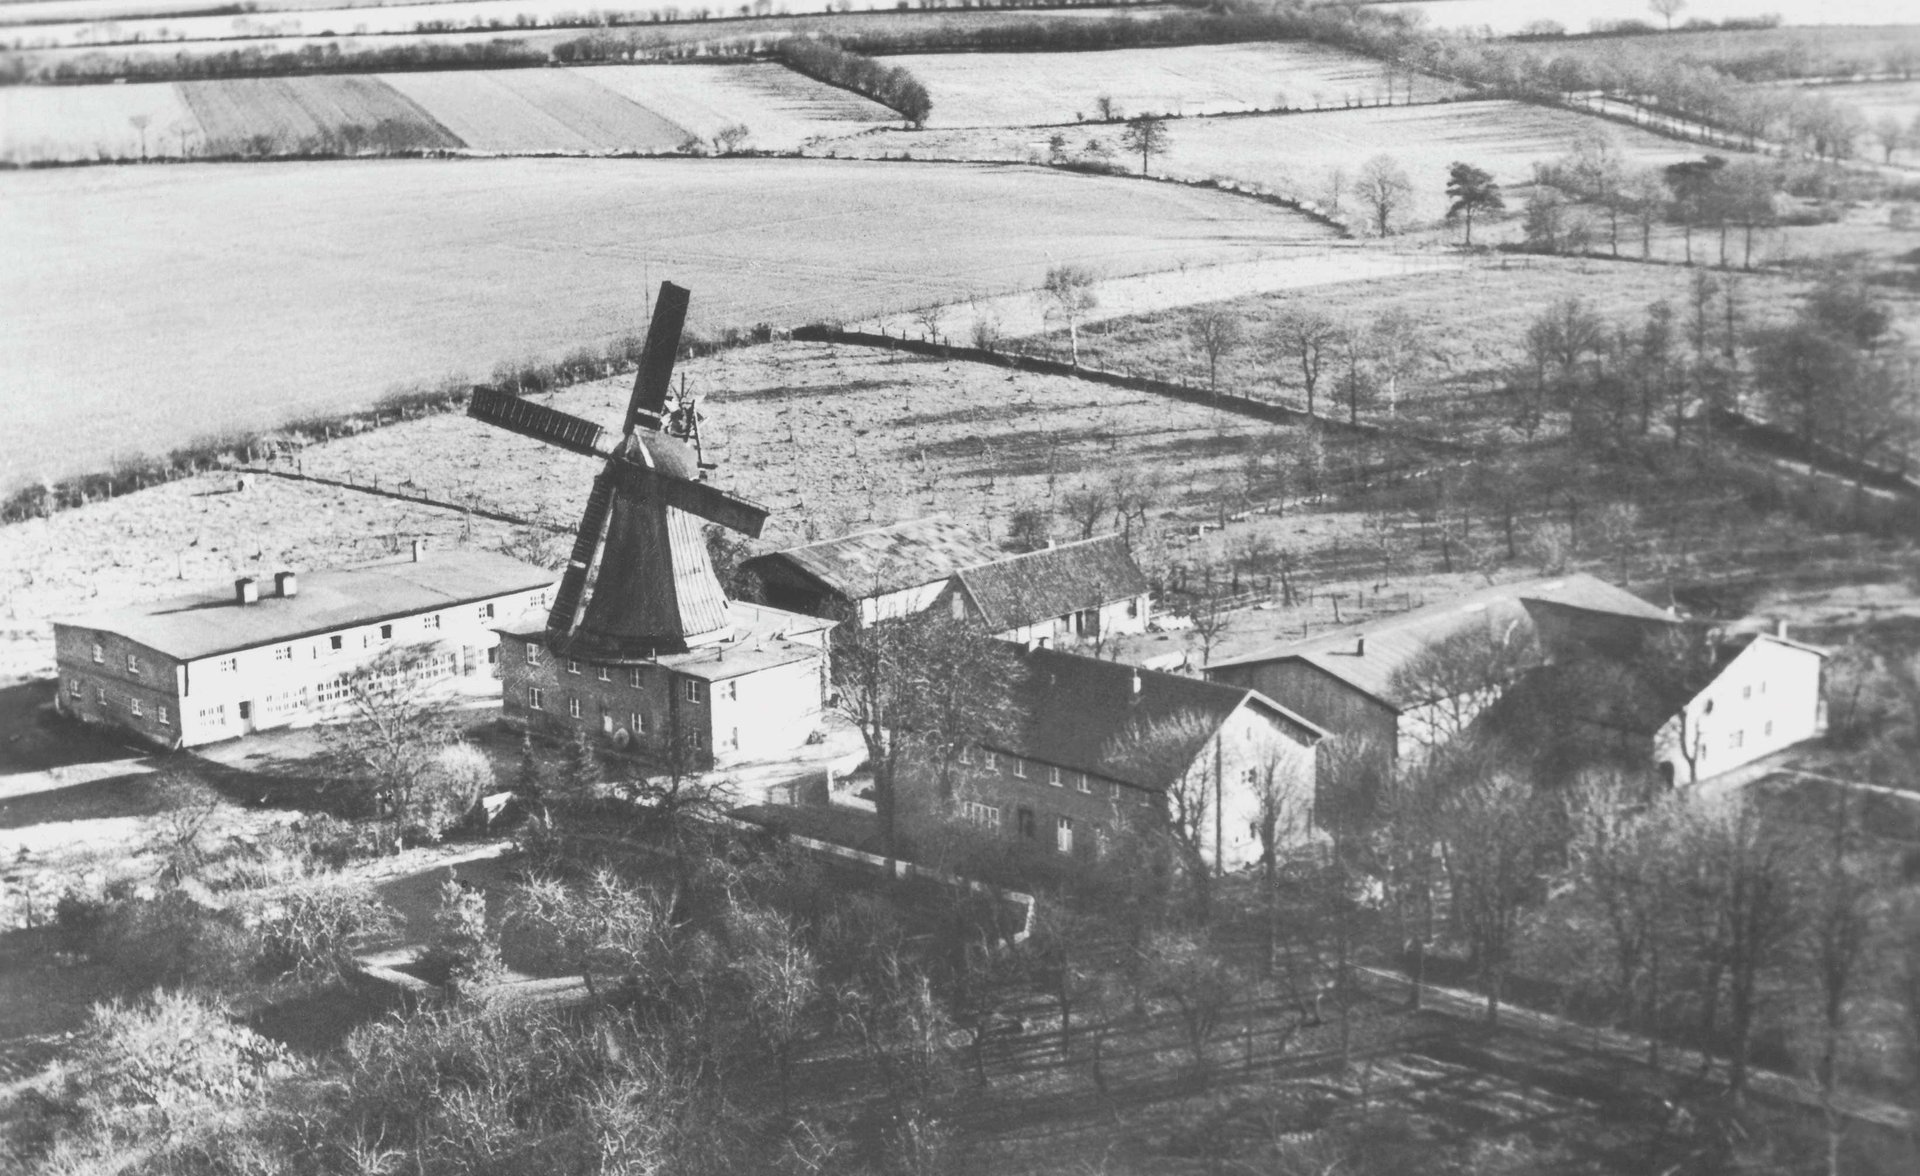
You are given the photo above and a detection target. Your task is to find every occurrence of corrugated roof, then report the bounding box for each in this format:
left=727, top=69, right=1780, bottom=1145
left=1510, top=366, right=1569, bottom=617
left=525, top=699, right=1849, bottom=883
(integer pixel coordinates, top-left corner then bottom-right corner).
left=741, top=516, right=1004, bottom=599
left=955, top=535, right=1151, bottom=631
left=991, top=648, right=1324, bottom=792
left=55, top=551, right=555, bottom=662
left=1209, top=574, right=1674, bottom=709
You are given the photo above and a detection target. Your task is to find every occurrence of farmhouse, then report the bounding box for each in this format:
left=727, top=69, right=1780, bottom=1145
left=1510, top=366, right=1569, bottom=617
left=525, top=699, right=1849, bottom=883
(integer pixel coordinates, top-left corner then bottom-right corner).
left=913, top=648, right=1326, bottom=872
left=740, top=515, right=1003, bottom=627
left=1502, top=625, right=1827, bottom=786
left=1205, top=574, right=1676, bottom=776
left=495, top=600, right=834, bottom=769
left=52, top=543, right=553, bottom=749
left=931, top=534, right=1152, bottom=651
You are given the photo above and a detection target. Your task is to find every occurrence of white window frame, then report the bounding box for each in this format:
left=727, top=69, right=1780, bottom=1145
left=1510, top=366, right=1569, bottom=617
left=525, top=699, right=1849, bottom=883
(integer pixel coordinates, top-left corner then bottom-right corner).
left=126, top=653, right=140, bottom=675
left=1075, top=772, right=1092, bottom=794
left=130, top=697, right=142, bottom=717
left=683, top=678, right=704, bottom=704
left=630, top=711, right=646, bottom=735
left=1047, top=765, right=1062, bottom=787
left=957, top=744, right=973, bottom=765
left=96, top=685, right=107, bottom=705
left=568, top=696, right=582, bottom=719
left=566, top=659, right=582, bottom=676
left=1012, top=758, right=1027, bottom=779
left=157, top=704, right=171, bottom=727
left=1056, top=815, right=1074, bottom=855
left=528, top=686, right=545, bottom=710
left=527, top=644, right=542, bottom=666
left=628, top=667, right=644, bottom=688
left=962, top=801, right=1002, bottom=830
left=597, top=665, right=611, bottom=682
left=984, top=751, right=998, bottom=772
left=92, top=642, right=104, bottom=664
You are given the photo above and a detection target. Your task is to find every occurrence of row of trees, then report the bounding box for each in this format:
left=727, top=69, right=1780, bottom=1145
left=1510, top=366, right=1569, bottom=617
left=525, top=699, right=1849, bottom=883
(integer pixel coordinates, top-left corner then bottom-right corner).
left=773, top=37, right=932, bottom=126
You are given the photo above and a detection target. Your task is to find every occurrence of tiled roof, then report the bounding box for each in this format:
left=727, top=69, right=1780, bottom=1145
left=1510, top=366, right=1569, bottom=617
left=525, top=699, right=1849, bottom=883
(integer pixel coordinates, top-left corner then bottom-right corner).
left=741, top=516, right=1004, bottom=599
left=955, top=535, right=1151, bottom=631
left=1208, top=574, right=1673, bottom=709
left=991, top=648, right=1324, bottom=792
left=55, top=551, right=555, bottom=662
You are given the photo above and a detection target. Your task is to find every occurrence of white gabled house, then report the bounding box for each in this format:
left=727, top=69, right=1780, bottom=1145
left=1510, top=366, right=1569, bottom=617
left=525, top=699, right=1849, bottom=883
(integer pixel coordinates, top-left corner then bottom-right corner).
left=1654, top=629, right=1826, bottom=785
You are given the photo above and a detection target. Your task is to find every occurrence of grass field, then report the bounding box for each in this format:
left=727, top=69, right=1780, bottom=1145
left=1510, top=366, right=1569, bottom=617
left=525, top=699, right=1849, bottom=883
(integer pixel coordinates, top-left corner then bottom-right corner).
left=0, top=156, right=1332, bottom=491
left=0, top=62, right=894, bottom=161
left=851, top=99, right=1717, bottom=226
left=1374, top=0, right=1911, bottom=35
left=887, top=42, right=1461, bottom=128
left=1494, top=19, right=1920, bottom=76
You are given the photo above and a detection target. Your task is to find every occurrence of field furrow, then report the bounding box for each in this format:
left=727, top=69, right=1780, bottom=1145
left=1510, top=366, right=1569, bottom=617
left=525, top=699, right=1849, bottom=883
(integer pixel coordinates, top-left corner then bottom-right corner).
left=179, top=75, right=454, bottom=154
left=573, top=62, right=895, bottom=151
left=379, top=68, right=683, bottom=153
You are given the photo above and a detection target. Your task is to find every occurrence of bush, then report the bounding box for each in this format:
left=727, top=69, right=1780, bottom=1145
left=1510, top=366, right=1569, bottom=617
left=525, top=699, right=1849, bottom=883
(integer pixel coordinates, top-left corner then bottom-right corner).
left=416, top=877, right=503, bottom=999
left=256, top=877, right=397, bottom=985
left=85, top=889, right=260, bottom=993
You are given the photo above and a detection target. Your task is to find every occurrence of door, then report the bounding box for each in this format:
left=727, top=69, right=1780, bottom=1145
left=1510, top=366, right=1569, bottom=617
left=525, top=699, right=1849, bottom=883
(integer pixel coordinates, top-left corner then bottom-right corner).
left=237, top=700, right=254, bottom=732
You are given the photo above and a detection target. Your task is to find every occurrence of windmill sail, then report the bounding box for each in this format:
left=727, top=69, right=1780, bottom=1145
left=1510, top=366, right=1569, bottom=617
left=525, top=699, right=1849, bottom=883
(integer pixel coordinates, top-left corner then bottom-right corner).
left=547, top=469, right=617, bottom=638
left=627, top=281, right=690, bottom=432
left=468, top=388, right=609, bottom=457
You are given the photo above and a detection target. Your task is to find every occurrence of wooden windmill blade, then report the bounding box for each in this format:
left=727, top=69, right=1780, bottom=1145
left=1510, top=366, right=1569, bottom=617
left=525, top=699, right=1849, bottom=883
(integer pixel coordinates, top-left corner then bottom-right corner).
left=626, top=281, right=690, bottom=434
left=546, top=468, right=618, bottom=638
left=467, top=387, right=613, bottom=458
left=606, top=458, right=769, bottom=539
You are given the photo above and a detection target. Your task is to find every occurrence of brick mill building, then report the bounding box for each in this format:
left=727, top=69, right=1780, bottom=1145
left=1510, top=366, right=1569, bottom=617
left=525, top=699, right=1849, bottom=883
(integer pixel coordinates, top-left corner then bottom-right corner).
left=495, top=600, right=833, bottom=767
left=52, top=544, right=553, bottom=749
left=912, top=648, right=1326, bottom=871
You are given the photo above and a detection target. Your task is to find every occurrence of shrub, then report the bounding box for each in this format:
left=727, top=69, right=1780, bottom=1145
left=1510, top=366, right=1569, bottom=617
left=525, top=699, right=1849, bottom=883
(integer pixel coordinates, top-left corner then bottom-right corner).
left=256, top=876, right=397, bottom=985
left=86, top=890, right=260, bottom=993
left=416, top=877, right=502, bottom=999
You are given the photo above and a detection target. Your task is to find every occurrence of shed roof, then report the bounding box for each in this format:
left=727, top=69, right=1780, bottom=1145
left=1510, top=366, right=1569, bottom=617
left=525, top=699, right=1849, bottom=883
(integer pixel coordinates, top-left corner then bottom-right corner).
left=954, top=535, right=1150, bottom=631
left=1208, top=574, right=1673, bottom=710
left=991, top=648, right=1325, bottom=792
left=740, top=516, right=1003, bottom=601
left=54, top=551, right=555, bottom=662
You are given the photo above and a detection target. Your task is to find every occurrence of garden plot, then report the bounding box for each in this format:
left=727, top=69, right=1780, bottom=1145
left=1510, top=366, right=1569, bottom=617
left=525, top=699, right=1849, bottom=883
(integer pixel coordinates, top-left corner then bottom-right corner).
left=179, top=75, right=458, bottom=154
left=0, top=78, right=197, bottom=162
left=889, top=41, right=1460, bottom=128
left=574, top=62, right=896, bottom=151
left=379, top=68, right=684, bottom=153
left=0, top=157, right=1328, bottom=490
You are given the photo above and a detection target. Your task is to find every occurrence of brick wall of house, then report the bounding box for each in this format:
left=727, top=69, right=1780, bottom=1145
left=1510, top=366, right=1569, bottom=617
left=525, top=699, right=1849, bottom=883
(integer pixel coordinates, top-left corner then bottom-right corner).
left=908, top=747, right=1161, bottom=861
left=53, top=625, right=185, bottom=748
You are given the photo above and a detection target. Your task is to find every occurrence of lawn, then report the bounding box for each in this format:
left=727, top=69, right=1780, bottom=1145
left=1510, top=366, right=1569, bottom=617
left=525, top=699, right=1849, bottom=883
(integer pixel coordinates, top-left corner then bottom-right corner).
left=887, top=41, right=1462, bottom=129
left=0, top=156, right=1329, bottom=491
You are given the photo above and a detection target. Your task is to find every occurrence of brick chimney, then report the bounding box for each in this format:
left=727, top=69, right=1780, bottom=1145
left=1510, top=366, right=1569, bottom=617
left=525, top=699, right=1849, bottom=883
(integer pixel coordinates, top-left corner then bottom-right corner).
left=274, top=571, right=298, bottom=599
left=1356, top=635, right=1367, bottom=656
left=235, top=577, right=259, bottom=605
left=1775, top=618, right=1790, bottom=640
left=411, top=538, right=428, bottom=563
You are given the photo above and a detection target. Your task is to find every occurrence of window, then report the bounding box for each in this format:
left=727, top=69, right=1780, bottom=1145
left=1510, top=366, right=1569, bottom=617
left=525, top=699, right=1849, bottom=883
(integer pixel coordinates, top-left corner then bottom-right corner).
left=1048, top=765, right=1062, bottom=787
left=1055, top=816, right=1074, bottom=855
left=487, top=647, right=499, bottom=666
left=126, top=653, right=140, bottom=675
left=96, top=685, right=106, bottom=705
left=683, top=679, right=705, bottom=704
left=950, top=594, right=966, bottom=621
left=219, top=656, right=237, bottom=673
left=1013, top=758, right=1027, bottom=779
left=330, top=635, right=344, bottom=651
left=726, top=681, right=738, bottom=702
left=630, top=711, right=647, bottom=735
left=130, top=697, right=142, bottom=717
left=424, top=614, right=441, bottom=631
left=1730, top=729, right=1744, bottom=750
left=962, top=802, right=1002, bottom=830
left=527, top=644, right=542, bottom=666
left=566, top=659, right=581, bottom=676
left=568, top=696, right=582, bottom=720
left=65, top=678, right=79, bottom=697
left=1017, top=807, right=1036, bottom=839
left=730, top=727, right=740, bottom=750
left=274, top=646, right=293, bottom=662
left=984, top=751, right=998, bottom=772
left=602, top=713, right=614, bottom=734
left=479, top=602, right=495, bottom=621
left=157, top=705, right=171, bottom=726
left=528, top=687, right=545, bottom=710
left=199, top=705, right=225, bottom=724
left=957, top=745, right=973, bottom=764
left=379, top=624, right=393, bottom=641
left=1127, top=598, right=1140, bottom=619
left=91, top=642, right=103, bottom=664
left=597, top=666, right=611, bottom=682
left=1075, top=773, right=1092, bottom=794
left=1764, top=720, right=1774, bottom=737
left=628, top=667, right=644, bottom=688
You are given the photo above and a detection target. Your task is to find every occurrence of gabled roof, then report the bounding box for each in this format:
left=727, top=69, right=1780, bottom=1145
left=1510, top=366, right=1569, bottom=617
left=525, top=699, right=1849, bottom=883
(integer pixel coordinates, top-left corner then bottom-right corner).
left=1208, top=574, right=1673, bottom=710
left=740, top=516, right=1004, bottom=600
left=55, top=550, right=555, bottom=662
left=989, top=648, right=1325, bottom=792
left=954, top=535, right=1151, bottom=631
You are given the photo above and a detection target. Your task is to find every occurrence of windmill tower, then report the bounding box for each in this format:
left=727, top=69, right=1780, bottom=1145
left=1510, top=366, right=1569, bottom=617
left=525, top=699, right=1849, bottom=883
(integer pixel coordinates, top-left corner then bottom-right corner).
left=468, top=282, right=768, bottom=660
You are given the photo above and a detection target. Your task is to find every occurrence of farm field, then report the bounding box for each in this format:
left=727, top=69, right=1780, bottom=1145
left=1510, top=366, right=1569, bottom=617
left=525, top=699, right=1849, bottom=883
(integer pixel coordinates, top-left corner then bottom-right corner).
left=1372, top=0, right=1913, bottom=35
left=0, top=62, right=893, bottom=162
left=0, top=156, right=1334, bottom=491
left=1795, top=79, right=1920, bottom=139
left=850, top=99, right=1717, bottom=226
left=887, top=42, right=1462, bottom=129
left=1497, top=21, right=1920, bottom=78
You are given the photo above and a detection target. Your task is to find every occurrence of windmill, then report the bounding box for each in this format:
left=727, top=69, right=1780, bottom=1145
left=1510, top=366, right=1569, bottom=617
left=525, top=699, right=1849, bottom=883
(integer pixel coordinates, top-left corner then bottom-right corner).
left=468, top=282, right=768, bottom=659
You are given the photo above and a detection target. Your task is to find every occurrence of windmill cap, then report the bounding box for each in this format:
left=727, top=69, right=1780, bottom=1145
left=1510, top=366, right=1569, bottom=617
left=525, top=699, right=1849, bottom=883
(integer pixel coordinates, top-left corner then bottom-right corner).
left=631, top=432, right=700, bottom=481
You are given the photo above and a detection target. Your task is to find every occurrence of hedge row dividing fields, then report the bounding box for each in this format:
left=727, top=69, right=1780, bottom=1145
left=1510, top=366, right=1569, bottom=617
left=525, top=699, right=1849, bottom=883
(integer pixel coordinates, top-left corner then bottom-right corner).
left=0, top=60, right=894, bottom=162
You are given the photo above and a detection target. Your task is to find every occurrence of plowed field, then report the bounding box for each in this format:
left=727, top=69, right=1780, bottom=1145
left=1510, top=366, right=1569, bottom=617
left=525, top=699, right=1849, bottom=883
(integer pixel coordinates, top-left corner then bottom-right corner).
left=382, top=68, right=684, bottom=154
left=573, top=62, right=894, bottom=151
left=178, top=75, right=458, bottom=154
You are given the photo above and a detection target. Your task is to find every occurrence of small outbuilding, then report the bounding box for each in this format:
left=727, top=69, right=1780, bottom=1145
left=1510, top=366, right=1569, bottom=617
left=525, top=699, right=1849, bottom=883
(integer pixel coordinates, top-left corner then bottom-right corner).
left=933, top=534, right=1152, bottom=651
left=740, top=516, right=1004, bottom=626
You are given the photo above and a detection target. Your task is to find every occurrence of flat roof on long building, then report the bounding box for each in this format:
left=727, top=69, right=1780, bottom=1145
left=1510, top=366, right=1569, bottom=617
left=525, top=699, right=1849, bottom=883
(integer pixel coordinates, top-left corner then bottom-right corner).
left=54, top=550, right=555, bottom=662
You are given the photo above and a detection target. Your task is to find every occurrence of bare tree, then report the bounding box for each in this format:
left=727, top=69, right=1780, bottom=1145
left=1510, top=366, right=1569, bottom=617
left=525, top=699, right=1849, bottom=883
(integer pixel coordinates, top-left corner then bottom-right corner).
left=1103, top=706, right=1222, bottom=923
left=1356, top=154, right=1414, bottom=237
left=1273, top=308, right=1338, bottom=418
left=1650, top=0, right=1685, bottom=31
left=1439, top=760, right=1553, bottom=1025
left=1041, top=265, right=1099, bottom=369
left=319, top=645, right=472, bottom=841
left=732, top=899, right=820, bottom=1117
left=1370, top=307, right=1422, bottom=417
left=1188, top=306, right=1243, bottom=396
left=712, top=123, right=751, bottom=154
left=1119, top=114, right=1170, bottom=176
left=1060, top=482, right=1111, bottom=539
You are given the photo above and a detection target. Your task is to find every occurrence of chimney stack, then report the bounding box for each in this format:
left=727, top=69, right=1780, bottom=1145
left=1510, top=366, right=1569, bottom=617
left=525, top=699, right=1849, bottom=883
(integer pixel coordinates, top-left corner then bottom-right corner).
left=235, top=577, right=259, bottom=606
left=1775, top=618, right=1790, bottom=640
left=411, top=538, right=428, bottom=563
left=1356, top=635, right=1367, bottom=657
left=274, top=571, right=298, bottom=599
